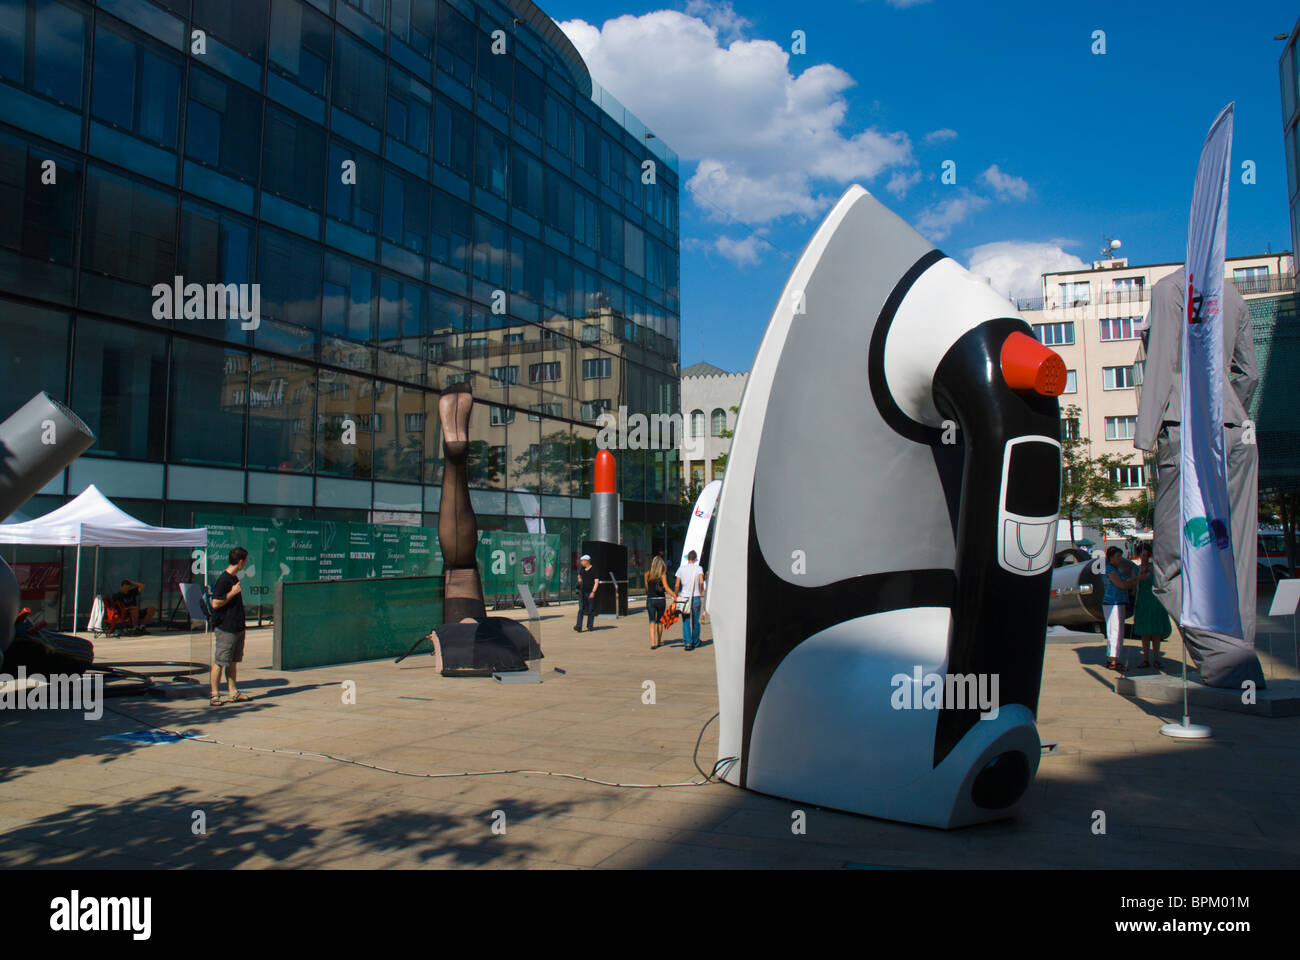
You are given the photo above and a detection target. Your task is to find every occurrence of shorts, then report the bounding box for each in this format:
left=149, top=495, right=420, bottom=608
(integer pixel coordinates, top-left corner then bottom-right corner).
left=647, top=597, right=665, bottom=622
left=214, top=628, right=245, bottom=666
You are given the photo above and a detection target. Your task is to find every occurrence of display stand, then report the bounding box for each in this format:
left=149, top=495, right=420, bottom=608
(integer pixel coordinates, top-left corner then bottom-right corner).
left=494, top=584, right=542, bottom=684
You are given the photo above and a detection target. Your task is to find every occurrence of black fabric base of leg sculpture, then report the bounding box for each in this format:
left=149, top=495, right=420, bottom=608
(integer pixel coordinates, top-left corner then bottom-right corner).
left=436, top=618, right=542, bottom=677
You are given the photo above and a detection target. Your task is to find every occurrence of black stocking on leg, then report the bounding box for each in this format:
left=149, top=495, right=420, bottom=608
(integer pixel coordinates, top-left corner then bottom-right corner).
left=438, top=382, right=486, bottom=621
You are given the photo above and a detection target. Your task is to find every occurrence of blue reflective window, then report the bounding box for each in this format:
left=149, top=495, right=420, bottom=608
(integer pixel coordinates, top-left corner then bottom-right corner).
left=389, top=0, right=434, bottom=58
left=387, top=67, right=431, bottom=154
left=192, top=0, right=268, bottom=61
left=510, top=231, right=542, bottom=302
left=598, top=206, right=623, bottom=262
left=258, top=227, right=322, bottom=329
left=72, top=317, right=168, bottom=461
left=475, top=122, right=508, bottom=197
left=0, top=129, right=80, bottom=267
left=435, top=2, right=474, bottom=87
left=473, top=213, right=506, bottom=286
left=185, top=66, right=261, bottom=182
left=544, top=91, right=571, bottom=156
left=476, top=22, right=510, bottom=112
left=268, top=0, right=331, bottom=96
left=326, top=141, right=381, bottom=231
left=323, top=252, right=376, bottom=341
left=544, top=168, right=572, bottom=234
left=341, top=0, right=385, bottom=24
left=92, top=25, right=182, bottom=148
left=431, top=189, right=470, bottom=271
left=430, top=288, right=468, bottom=334
left=82, top=165, right=177, bottom=284
left=575, top=115, right=600, bottom=177
left=0, top=0, right=86, bottom=107
left=433, top=96, right=473, bottom=178
left=170, top=339, right=247, bottom=466
left=177, top=200, right=256, bottom=340
left=511, top=146, right=542, bottom=219
left=543, top=248, right=571, bottom=316
left=379, top=274, right=424, bottom=340
left=573, top=188, right=597, bottom=250
left=334, top=31, right=385, bottom=122
left=382, top=167, right=429, bottom=253
left=263, top=105, right=326, bottom=210
left=514, top=64, right=543, bottom=137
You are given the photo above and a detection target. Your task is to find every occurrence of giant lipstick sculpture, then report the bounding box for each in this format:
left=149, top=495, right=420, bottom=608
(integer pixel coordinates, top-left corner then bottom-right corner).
left=583, top=449, right=628, bottom=616
left=707, top=185, right=1064, bottom=828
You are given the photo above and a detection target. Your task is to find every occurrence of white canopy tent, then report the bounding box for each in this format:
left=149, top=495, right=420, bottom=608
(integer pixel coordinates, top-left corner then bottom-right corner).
left=0, top=485, right=208, bottom=630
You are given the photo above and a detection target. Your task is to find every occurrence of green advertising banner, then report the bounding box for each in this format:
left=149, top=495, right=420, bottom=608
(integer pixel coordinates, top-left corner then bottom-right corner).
left=196, top=515, right=444, bottom=596
left=476, top=531, right=561, bottom=598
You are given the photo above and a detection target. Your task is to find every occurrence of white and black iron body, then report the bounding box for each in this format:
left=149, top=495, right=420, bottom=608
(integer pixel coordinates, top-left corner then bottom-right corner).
left=707, top=186, right=1063, bottom=828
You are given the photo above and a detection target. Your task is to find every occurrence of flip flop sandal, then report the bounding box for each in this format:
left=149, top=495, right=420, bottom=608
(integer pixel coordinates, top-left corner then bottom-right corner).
left=228, top=693, right=253, bottom=702
left=210, top=697, right=226, bottom=706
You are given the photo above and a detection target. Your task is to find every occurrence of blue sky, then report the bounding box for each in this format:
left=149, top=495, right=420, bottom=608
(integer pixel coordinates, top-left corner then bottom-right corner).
left=550, top=0, right=1298, bottom=373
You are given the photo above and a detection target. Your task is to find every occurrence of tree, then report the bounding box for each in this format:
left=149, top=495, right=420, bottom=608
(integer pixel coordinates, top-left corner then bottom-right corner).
left=1058, top=403, right=1135, bottom=544
left=710, top=404, right=741, bottom=477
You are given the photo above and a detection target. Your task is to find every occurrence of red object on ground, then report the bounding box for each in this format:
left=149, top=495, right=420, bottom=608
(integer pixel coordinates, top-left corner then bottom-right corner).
left=1001, top=331, right=1066, bottom=397
left=594, top=449, right=616, bottom=493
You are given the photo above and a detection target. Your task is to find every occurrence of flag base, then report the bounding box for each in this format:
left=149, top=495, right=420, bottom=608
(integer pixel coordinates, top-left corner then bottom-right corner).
left=1159, top=717, right=1213, bottom=739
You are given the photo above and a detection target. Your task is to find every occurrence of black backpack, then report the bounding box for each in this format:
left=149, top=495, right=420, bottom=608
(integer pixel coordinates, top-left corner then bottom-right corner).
left=198, top=586, right=217, bottom=627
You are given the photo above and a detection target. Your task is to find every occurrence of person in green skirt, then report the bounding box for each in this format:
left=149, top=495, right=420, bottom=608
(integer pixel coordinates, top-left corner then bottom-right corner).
left=1133, top=544, right=1171, bottom=669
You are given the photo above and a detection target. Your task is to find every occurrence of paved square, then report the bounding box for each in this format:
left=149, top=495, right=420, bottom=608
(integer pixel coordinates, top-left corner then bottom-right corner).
left=1, top=602, right=1297, bottom=868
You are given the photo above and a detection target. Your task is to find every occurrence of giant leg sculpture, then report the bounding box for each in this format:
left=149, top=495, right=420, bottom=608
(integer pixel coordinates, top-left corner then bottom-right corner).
left=438, top=382, right=487, bottom=623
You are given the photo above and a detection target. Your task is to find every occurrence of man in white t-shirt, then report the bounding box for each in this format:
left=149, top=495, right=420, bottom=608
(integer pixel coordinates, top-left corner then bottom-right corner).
left=674, top=550, right=705, bottom=651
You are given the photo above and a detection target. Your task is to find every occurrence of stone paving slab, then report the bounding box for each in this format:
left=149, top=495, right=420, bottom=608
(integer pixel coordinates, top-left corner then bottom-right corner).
left=1, top=601, right=1297, bottom=868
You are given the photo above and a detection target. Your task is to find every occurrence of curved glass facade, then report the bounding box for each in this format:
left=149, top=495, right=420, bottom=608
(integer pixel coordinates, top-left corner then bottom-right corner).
left=0, top=0, right=681, bottom=624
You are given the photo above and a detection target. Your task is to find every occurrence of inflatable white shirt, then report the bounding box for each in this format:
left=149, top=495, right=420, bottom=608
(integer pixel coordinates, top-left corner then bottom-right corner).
left=707, top=186, right=1065, bottom=828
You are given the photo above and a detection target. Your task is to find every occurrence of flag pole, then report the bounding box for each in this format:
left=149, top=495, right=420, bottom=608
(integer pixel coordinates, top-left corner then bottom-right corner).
left=1161, top=629, right=1211, bottom=739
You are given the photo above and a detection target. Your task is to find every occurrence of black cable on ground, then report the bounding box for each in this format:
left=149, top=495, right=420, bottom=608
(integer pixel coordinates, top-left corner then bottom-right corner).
left=100, top=702, right=740, bottom=792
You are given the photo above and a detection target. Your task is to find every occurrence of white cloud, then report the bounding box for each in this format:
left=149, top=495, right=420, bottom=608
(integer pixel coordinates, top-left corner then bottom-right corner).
left=560, top=11, right=916, bottom=224
left=715, top=234, right=765, bottom=268
left=979, top=164, right=1031, bottom=201
left=965, top=241, right=1088, bottom=301
left=885, top=169, right=922, bottom=198
left=915, top=189, right=990, bottom=242
left=683, top=0, right=750, bottom=43
left=923, top=128, right=958, bottom=144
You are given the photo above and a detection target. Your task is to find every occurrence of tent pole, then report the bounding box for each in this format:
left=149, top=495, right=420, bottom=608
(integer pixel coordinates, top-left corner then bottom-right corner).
left=73, top=542, right=81, bottom=635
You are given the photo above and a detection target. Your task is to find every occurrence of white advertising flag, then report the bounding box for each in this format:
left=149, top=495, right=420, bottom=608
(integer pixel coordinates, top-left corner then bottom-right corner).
left=682, top=479, right=722, bottom=567
left=1180, top=103, right=1242, bottom=638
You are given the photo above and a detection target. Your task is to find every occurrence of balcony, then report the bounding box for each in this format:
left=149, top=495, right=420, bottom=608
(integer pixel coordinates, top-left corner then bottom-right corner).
left=1234, top=274, right=1297, bottom=296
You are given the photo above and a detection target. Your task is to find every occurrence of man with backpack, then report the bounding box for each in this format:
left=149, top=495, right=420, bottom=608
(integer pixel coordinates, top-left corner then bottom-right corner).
left=209, top=547, right=252, bottom=706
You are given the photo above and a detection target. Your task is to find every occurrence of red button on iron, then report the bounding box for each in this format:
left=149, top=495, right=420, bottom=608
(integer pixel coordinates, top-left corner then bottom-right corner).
left=1001, top=331, right=1066, bottom=396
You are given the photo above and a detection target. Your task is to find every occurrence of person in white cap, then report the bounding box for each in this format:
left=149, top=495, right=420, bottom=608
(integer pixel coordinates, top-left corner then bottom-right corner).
left=575, top=554, right=598, bottom=632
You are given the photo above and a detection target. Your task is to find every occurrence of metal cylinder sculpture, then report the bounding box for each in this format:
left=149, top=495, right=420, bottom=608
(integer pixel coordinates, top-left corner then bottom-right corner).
left=0, top=393, right=96, bottom=666
left=707, top=186, right=1065, bottom=828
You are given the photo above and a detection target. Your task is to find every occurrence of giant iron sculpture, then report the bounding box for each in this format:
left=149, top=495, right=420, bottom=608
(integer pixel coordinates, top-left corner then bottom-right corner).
left=707, top=186, right=1066, bottom=828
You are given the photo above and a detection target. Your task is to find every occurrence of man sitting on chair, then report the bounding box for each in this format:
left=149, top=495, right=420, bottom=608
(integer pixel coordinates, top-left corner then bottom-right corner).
left=111, top=579, right=156, bottom=635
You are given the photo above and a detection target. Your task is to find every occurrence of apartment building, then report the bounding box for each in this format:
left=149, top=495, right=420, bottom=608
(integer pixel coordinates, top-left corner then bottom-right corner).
left=1020, top=251, right=1295, bottom=517
left=679, top=362, right=747, bottom=489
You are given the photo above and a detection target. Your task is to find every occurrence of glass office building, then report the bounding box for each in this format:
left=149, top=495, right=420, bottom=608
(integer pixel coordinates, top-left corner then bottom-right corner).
left=0, top=0, right=681, bottom=626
